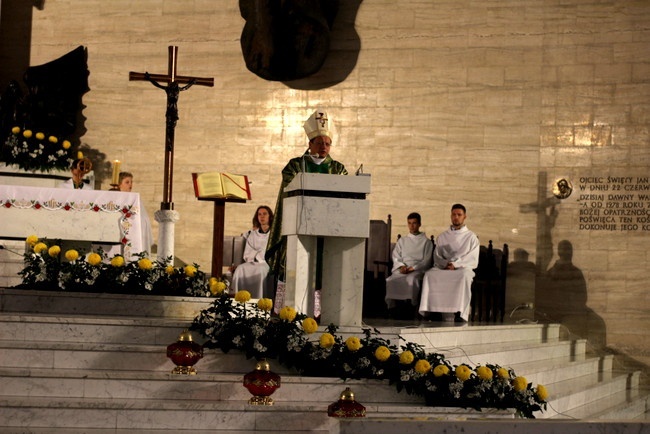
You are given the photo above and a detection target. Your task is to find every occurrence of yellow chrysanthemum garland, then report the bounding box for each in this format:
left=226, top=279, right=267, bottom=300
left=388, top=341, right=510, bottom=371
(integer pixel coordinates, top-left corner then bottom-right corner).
left=190, top=293, right=549, bottom=418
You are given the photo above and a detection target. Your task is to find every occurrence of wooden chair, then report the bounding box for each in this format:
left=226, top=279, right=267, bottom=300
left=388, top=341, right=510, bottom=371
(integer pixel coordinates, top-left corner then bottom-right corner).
left=363, top=214, right=392, bottom=317
left=470, top=240, right=509, bottom=322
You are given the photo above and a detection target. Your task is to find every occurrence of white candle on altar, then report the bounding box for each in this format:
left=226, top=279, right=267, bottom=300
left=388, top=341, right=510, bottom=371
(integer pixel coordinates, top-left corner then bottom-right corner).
left=112, top=160, right=121, bottom=185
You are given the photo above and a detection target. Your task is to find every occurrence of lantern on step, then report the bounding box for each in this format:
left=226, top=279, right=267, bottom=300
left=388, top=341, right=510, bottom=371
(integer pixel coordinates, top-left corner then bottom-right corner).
left=166, top=329, right=203, bottom=375
left=243, top=359, right=281, bottom=405
left=327, top=387, right=366, bottom=418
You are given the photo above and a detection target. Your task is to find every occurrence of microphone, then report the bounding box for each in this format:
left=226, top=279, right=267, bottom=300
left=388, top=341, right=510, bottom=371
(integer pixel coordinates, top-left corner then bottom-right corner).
left=355, top=164, right=364, bottom=175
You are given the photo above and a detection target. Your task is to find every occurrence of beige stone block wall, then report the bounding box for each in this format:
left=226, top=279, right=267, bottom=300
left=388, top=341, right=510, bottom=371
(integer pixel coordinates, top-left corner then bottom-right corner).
left=2, top=0, right=648, bottom=370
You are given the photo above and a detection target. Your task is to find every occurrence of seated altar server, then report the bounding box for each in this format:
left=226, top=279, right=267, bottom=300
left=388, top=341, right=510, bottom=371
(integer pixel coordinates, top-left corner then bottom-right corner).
left=232, top=205, right=274, bottom=298
left=419, top=204, right=479, bottom=322
left=385, top=212, right=433, bottom=317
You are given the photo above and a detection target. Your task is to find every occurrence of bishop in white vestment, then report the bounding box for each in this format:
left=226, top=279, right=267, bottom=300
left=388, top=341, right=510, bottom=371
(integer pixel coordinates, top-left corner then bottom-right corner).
left=419, top=204, right=480, bottom=321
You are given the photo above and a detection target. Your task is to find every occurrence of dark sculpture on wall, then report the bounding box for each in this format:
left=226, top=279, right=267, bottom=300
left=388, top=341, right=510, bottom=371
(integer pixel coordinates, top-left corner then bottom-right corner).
left=240, top=0, right=340, bottom=81
left=0, top=45, right=89, bottom=148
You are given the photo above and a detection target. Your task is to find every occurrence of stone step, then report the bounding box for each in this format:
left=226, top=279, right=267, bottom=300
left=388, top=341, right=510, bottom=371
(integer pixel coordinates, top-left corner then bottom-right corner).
left=0, top=396, right=511, bottom=432
left=440, top=338, right=586, bottom=367
left=541, top=371, right=636, bottom=418
left=0, top=367, right=423, bottom=405
left=560, top=388, right=649, bottom=420
left=508, top=354, right=612, bottom=386
left=336, top=419, right=650, bottom=434
left=0, top=288, right=213, bottom=320
left=0, top=332, right=586, bottom=379
left=399, top=323, right=561, bottom=347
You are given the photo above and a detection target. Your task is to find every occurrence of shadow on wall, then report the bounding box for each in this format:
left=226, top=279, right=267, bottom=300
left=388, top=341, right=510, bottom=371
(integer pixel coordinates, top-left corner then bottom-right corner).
left=535, top=240, right=607, bottom=350
left=239, top=0, right=363, bottom=89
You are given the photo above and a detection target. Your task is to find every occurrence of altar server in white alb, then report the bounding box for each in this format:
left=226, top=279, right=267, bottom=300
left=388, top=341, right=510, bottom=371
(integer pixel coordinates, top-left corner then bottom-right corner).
left=385, top=212, right=433, bottom=313
left=419, top=204, right=480, bottom=322
left=231, top=205, right=274, bottom=299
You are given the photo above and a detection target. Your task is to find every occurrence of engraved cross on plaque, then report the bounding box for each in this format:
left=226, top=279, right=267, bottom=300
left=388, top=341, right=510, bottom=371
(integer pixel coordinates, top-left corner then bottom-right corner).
left=129, top=46, right=214, bottom=210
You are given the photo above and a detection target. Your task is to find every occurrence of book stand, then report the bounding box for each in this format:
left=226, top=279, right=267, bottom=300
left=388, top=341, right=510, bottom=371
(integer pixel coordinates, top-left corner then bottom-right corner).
left=199, top=197, right=247, bottom=277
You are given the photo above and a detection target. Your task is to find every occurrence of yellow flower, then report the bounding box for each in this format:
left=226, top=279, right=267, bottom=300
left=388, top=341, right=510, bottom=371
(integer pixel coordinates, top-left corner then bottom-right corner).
left=279, top=306, right=297, bottom=321
left=11, top=126, right=20, bottom=134
left=33, top=242, right=47, bottom=254
left=65, top=249, right=79, bottom=261
left=512, top=376, right=528, bottom=392
left=87, top=253, right=102, bottom=266
left=257, top=298, right=273, bottom=311
left=497, top=367, right=510, bottom=380
left=302, top=317, right=318, bottom=334
left=319, top=332, right=335, bottom=349
left=234, top=290, right=251, bottom=303
left=77, top=151, right=84, bottom=159
left=209, top=278, right=226, bottom=295
left=374, top=345, right=391, bottom=362
left=62, top=140, right=71, bottom=149
left=165, top=265, right=175, bottom=275
left=48, top=136, right=58, bottom=143
left=414, top=359, right=431, bottom=374
left=399, top=350, right=415, bottom=365
left=138, top=258, right=153, bottom=270
left=455, top=365, right=472, bottom=382
left=184, top=265, right=197, bottom=277
left=433, top=364, right=450, bottom=377
left=345, top=336, right=361, bottom=352
left=476, top=365, right=493, bottom=381
left=23, top=129, right=32, bottom=138
left=35, top=132, right=45, bottom=140
left=536, top=384, right=549, bottom=401
left=47, top=245, right=61, bottom=257
left=26, top=235, right=39, bottom=246
left=111, top=256, right=125, bottom=267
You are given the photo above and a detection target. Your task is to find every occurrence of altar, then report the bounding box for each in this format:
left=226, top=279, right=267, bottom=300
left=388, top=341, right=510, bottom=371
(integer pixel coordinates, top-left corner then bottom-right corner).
left=0, top=185, right=151, bottom=259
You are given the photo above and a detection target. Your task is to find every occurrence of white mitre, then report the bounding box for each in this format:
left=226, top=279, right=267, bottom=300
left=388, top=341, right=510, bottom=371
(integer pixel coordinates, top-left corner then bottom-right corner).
left=303, top=109, right=334, bottom=140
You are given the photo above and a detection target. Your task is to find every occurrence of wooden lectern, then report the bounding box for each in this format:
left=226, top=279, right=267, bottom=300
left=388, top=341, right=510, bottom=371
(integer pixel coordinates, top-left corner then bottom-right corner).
left=199, top=198, right=247, bottom=277
left=281, top=173, right=371, bottom=327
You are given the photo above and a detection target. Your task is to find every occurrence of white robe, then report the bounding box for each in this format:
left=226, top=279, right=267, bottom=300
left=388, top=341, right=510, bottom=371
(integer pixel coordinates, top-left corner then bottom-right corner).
left=385, top=232, right=433, bottom=308
left=419, top=226, right=479, bottom=321
left=231, top=229, right=272, bottom=298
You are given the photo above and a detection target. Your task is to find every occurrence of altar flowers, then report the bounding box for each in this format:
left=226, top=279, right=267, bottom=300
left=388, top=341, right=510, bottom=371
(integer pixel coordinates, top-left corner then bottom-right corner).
left=1, top=126, right=75, bottom=172
left=18, top=235, right=217, bottom=297
left=190, top=292, right=548, bottom=418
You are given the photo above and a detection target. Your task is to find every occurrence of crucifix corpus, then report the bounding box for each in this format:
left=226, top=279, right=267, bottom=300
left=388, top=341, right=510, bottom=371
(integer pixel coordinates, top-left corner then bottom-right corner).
left=129, top=46, right=214, bottom=264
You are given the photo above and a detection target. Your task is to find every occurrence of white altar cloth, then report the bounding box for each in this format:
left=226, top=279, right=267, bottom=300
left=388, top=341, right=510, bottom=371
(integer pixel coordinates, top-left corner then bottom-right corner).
left=0, top=185, right=149, bottom=259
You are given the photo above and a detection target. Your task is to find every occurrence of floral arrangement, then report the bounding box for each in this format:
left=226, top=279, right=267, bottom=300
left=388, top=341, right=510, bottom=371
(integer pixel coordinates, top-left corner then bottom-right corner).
left=19, top=235, right=226, bottom=297
left=0, top=126, right=75, bottom=172
left=191, top=290, right=549, bottom=419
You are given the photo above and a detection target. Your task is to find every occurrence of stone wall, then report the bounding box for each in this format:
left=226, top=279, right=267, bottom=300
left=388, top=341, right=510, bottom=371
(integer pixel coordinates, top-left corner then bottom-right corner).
left=1, top=0, right=648, bottom=369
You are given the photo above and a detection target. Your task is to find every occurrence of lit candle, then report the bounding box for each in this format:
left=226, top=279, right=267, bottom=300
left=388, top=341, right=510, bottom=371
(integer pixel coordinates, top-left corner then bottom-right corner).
left=112, top=160, right=121, bottom=185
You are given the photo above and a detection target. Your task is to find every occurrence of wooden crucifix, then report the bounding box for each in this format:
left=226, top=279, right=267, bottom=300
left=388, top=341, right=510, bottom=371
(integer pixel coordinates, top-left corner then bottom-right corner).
left=129, top=46, right=214, bottom=211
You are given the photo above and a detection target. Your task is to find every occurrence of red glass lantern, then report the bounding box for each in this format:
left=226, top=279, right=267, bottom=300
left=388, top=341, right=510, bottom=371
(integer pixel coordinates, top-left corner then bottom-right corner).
left=327, top=387, right=366, bottom=417
left=243, top=359, right=281, bottom=405
left=166, top=329, right=203, bottom=375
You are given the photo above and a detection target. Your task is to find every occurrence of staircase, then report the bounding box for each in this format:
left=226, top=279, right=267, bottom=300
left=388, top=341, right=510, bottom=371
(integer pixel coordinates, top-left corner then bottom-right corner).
left=0, top=287, right=647, bottom=433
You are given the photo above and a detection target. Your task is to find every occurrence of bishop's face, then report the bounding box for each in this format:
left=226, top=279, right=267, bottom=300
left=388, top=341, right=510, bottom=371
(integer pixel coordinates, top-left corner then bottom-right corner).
left=308, top=136, right=332, bottom=158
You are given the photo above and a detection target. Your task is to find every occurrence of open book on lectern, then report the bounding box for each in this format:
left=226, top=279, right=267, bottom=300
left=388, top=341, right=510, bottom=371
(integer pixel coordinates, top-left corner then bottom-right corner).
left=192, top=171, right=251, bottom=200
